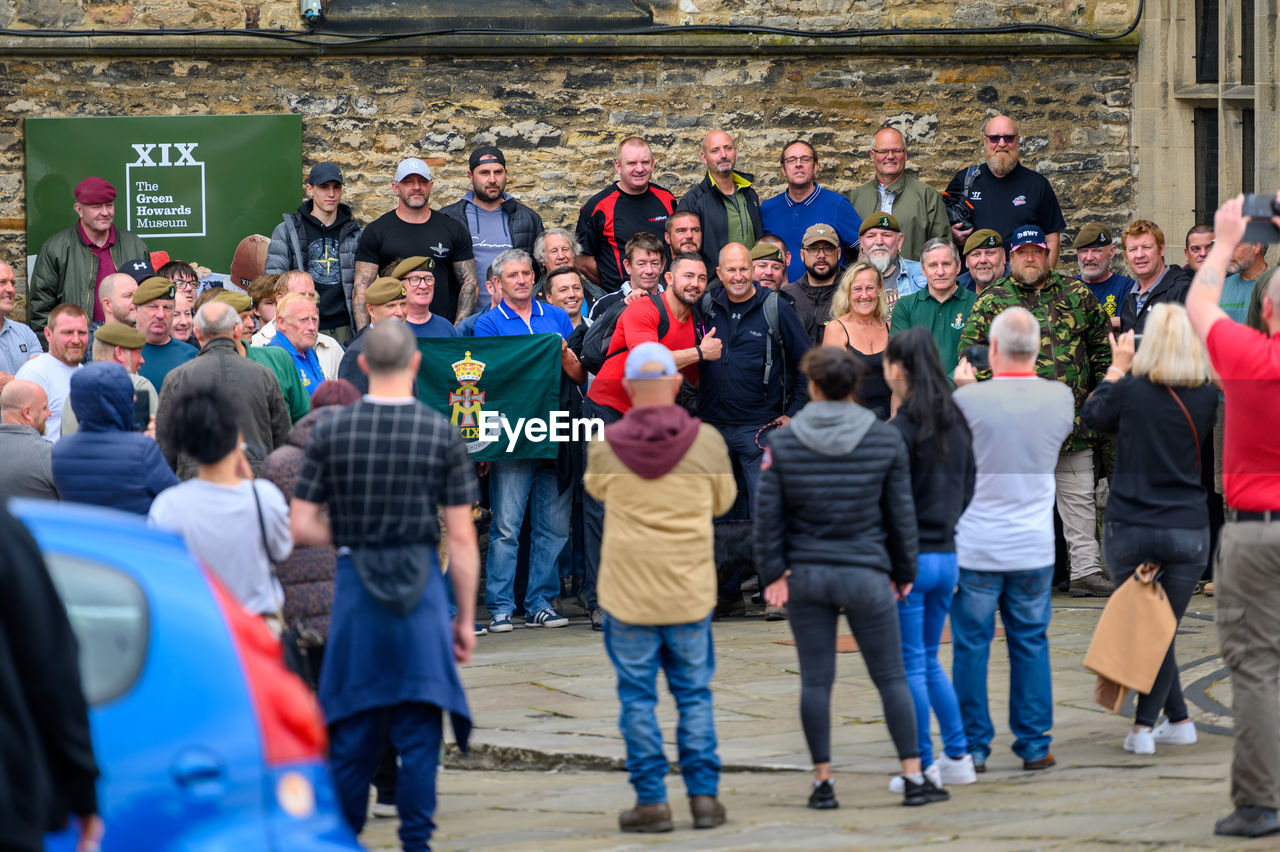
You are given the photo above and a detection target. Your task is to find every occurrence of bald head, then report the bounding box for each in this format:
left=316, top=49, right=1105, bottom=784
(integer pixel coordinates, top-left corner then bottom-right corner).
left=99, top=272, right=139, bottom=325
left=0, top=379, right=50, bottom=433
left=195, top=299, right=240, bottom=342
left=700, top=130, right=738, bottom=178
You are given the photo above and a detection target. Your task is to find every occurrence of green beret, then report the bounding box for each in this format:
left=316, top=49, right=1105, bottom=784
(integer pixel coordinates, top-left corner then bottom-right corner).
left=213, top=290, right=252, bottom=313
left=1072, top=223, right=1113, bottom=250
left=859, top=213, right=901, bottom=236
left=390, top=256, right=435, bottom=279
left=750, top=242, right=785, bottom=263
left=131, top=276, right=176, bottom=305
left=963, top=229, right=1003, bottom=255
left=367, top=276, right=407, bottom=306
left=93, top=321, right=144, bottom=350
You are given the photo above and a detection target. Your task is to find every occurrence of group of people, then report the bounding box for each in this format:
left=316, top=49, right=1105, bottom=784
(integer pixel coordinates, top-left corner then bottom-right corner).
left=3, top=111, right=1280, bottom=847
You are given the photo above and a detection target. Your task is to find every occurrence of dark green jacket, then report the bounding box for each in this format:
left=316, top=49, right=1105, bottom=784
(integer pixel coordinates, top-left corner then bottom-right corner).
left=957, top=270, right=1111, bottom=453
left=28, top=225, right=149, bottom=338
left=245, top=344, right=311, bottom=424
left=848, top=173, right=950, bottom=262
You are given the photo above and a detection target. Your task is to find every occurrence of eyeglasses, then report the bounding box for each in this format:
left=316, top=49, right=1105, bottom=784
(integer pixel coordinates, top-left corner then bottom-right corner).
left=985, top=134, right=1017, bottom=144
left=803, top=244, right=838, bottom=255
left=871, top=148, right=905, bottom=156
left=404, top=275, right=434, bottom=287
left=783, top=156, right=814, bottom=166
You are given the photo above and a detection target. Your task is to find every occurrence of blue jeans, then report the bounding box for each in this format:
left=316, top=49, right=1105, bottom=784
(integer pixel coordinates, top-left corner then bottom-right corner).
left=897, top=552, right=966, bottom=768
left=951, top=565, right=1054, bottom=763
left=603, top=614, right=719, bottom=804
left=329, top=702, right=444, bottom=850
left=485, top=459, right=570, bottom=618
left=713, top=422, right=765, bottom=520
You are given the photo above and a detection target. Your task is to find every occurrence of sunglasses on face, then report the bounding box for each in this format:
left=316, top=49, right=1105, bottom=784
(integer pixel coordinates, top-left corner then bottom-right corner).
left=985, top=134, right=1017, bottom=144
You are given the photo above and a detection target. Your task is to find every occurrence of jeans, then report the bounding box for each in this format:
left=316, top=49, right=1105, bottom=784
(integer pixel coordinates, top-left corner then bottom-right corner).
left=786, top=565, right=918, bottom=764
left=329, top=702, right=444, bottom=850
left=580, top=398, right=624, bottom=610
left=485, top=459, right=569, bottom=618
left=603, top=614, right=719, bottom=804
left=713, top=422, right=765, bottom=520
left=1055, top=449, right=1101, bottom=581
left=951, top=565, right=1054, bottom=763
left=1102, top=522, right=1208, bottom=727
left=897, top=552, right=967, bottom=768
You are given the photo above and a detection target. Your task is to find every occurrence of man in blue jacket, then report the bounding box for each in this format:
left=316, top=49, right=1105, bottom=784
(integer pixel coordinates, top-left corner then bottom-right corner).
left=698, top=242, right=810, bottom=518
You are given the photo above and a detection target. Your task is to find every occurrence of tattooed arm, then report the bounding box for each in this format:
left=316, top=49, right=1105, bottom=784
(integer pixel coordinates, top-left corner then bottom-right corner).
left=351, top=261, right=379, bottom=329
left=452, top=258, right=478, bottom=325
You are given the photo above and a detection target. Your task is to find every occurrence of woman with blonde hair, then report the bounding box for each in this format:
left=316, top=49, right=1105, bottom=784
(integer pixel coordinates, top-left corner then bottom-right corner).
left=822, top=262, right=892, bottom=419
left=1082, top=302, right=1218, bottom=756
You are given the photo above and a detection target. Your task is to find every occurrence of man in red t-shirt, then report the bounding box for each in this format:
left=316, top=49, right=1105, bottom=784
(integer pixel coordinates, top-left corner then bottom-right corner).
left=580, top=253, right=722, bottom=629
left=1186, top=194, right=1280, bottom=840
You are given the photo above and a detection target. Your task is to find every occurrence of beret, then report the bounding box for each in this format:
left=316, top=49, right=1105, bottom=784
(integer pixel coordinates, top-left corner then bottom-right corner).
left=750, top=242, right=785, bottom=263
left=1072, top=223, right=1113, bottom=250
left=963, top=229, right=1003, bottom=255
left=390, top=256, right=435, bottom=279
left=859, top=213, right=901, bottom=236
left=367, top=277, right=408, bottom=306
left=131, top=276, right=176, bottom=305
left=213, top=290, right=252, bottom=313
left=75, top=176, right=116, bottom=204
left=93, top=321, right=144, bottom=349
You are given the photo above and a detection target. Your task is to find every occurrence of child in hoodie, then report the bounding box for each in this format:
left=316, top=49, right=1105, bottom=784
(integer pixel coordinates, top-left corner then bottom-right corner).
left=584, top=341, right=736, bottom=835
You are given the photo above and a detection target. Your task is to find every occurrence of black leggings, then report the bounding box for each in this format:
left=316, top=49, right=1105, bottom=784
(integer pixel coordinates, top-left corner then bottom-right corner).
left=786, top=565, right=919, bottom=764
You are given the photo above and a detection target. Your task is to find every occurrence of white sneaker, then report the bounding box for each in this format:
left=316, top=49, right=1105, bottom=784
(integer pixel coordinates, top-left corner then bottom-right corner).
left=889, top=762, right=942, bottom=793
left=371, top=801, right=397, bottom=818
left=937, top=752, right=978, bottom=785
left=1152, top=719, right=1197, bottom=745
left=1123, top=728, right=1156, bottom=755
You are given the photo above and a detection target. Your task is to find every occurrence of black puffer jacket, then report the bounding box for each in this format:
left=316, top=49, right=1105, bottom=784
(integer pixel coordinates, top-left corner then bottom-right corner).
left=754, top=400, right=918, bottom=586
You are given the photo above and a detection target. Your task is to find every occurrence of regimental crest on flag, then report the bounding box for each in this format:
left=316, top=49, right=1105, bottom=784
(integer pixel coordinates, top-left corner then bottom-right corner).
left=449, top=351, right=487, bottom=440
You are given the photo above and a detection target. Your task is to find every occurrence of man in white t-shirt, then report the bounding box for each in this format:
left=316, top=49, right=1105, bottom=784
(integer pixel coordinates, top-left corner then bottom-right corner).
left=951, top=306, right=1073, bottom=774
left=14, top=303, right=88, bottom=442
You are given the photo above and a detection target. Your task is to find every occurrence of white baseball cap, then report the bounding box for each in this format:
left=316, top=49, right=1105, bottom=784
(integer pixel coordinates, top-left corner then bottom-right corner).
left=395, top=157, right=432, bottom=182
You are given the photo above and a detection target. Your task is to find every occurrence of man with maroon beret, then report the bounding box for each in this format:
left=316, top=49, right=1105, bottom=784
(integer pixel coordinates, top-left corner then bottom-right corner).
left=28, top=176, right=149, bottom=341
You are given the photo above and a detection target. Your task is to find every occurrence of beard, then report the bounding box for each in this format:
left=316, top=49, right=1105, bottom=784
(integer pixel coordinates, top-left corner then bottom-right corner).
left=867, top=250, right=892, bottom=274
left=803, top=260, right=834, bottom=282
left=1012, top=266, right=1046, bottom=287
left=987, top=150, right=1018, bottom=177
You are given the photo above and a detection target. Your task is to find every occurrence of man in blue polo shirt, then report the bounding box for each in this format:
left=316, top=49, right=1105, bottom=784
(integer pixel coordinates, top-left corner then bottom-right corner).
left=474, top=248, right=586, bottom=633
left=268, top=292, right=327, bottom=396
left=760, top=140, right=862, bottom=281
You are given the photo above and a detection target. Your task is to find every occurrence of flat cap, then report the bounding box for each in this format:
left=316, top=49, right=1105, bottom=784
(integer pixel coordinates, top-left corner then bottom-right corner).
left=858, top=213, right=901, bottom=236
left=963, top=229, right=1003, bottom=255
left=750, top=241, right=785, bottom=263
left=1072, top=223, right=1113, bottom=250
left=93, top=321, right=144, bottom=349
left=131, top=276, right=176, bottom=305
left=213, top=290, right=252, bottom=313
left=802, top=223, right=839, bottom=248
left=390, top=256, right=435, bottom=279
left=367, top=277, right=407, bottom=306
left=75, top=176, right=116, bottom=204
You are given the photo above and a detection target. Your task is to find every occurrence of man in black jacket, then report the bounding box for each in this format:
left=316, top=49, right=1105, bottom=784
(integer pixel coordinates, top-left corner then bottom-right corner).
left=677, top=131, right=763, bottom=275
left=1119, top=219, right=1192, bottom=334
left=0, top=504, right=101, bottom=852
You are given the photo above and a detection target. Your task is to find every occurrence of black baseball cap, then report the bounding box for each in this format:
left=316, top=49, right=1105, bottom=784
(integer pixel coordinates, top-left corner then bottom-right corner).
left=306, top=162, right=343, bottom=186
left=122, top=257, right=154, bottom=284
left=469, top=146, right=506, bottom=170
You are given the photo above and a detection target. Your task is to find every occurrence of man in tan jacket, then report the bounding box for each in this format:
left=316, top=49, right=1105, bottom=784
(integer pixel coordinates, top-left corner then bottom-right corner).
left=584, top=341, right=736, bottom=836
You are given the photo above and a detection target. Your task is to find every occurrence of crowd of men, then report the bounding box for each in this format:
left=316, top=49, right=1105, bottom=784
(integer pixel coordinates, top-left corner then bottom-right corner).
left=4, top=112, right=1280, bottom=844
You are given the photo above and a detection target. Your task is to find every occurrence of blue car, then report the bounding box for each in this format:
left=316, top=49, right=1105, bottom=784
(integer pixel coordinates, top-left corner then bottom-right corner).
left=12, top=499, right=365, bottom=852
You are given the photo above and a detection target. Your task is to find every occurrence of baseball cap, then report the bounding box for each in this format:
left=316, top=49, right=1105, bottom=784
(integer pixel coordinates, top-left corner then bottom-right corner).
left=1008, top=225, right=1049, bottom=251
left=858, top=214, right=901, bottom=236
left=802, top=223, right=839, bottom=248
left=132, top=276, right=176, bottom=305
left=468, top=146, right=506, bottom=170
left=395, top=157, right=432, bottom=183
left=306, top=162, right=343, bottom=186
left=74, top=176, right=116, bottom=204
left=963, top=229, right=1003, bottom=255
left=121, top=257, right=155, bottom=284
left=229, top=234, right=270, bottom=286
left=1072, top=223, right=1113, bottom=250
left=750, top=241, right=785, bottom=263
left=624, top=341, right=678, bottom=380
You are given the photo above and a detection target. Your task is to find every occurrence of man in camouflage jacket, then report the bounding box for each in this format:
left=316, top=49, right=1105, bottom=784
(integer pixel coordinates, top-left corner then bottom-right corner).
left=956, top=225, right=1113, bottom=598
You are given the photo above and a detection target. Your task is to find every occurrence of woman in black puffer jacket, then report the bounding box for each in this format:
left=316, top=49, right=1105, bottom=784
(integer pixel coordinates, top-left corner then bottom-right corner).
left=755, top=346, right=944, bottom=810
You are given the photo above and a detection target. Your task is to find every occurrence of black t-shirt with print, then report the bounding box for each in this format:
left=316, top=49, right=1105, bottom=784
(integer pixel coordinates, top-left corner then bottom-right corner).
left=945, top=163, right=1067, bottom=244
left=355, top=209, right=475, bottom=321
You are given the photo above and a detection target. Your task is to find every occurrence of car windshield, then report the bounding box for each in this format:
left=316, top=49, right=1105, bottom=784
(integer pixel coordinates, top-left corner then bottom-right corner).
left=45, top=552, right=149, bottom=706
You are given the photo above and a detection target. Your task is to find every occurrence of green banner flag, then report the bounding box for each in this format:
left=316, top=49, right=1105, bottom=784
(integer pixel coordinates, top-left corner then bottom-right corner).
left=416, top=334, right=565, bottom=461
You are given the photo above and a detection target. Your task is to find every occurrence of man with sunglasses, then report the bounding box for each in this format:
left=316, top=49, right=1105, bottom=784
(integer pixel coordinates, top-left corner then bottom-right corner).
left=946, top=115, right=1066, bottom=268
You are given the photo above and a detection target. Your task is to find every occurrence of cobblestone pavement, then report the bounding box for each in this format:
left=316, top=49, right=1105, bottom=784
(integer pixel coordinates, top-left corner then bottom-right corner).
left=359, top=591, right=1272, bottom=851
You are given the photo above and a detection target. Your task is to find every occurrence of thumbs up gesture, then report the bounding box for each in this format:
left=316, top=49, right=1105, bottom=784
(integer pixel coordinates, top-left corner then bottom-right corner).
left=698, top=327, right=723, bottom=361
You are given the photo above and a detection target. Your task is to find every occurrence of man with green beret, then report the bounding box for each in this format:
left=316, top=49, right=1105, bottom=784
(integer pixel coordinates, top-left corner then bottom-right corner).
left=339, top=276, right=408, bottom=395
left=958, top=229, right=1008, bottom=294
left=391, top=257, right=457, bottom=339
left=133, top=276, right=195, bottom=392
left=750, top=239, right=789, bottom=292
left=63, top=321, right=158, bottom=437
left=213, top=290, right=311, bottom=424
left=1072, top=223, right=1135, bottom=331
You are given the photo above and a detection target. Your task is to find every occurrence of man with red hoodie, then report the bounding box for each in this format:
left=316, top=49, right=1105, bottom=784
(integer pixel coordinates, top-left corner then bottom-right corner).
left=585, top=341, right=737, bottom=835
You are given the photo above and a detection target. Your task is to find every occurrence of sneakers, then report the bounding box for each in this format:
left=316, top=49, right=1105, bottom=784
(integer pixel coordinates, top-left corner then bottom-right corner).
left=619, top=802, right=673, bottom=833
left=808, top=779, right=838, bottom=809
left=689, top=795, right=726, bottom=828
left=937, top=753, right=978, bottom=785
left=474, top=623, right=489, bottom=637
left=590, top=607, right=604, bottom=632
left=370, top=800, right=397, bottom=818
left=488, top=615, right=514, bottom=633
left=890, top=763, right=941, bottom=793
left=527, top=608, right=569, bottom=628
left=1123, top=728, right=1155, bottom=755
left=1071, top=572, right=1115, bottom=597
left=1152, top=719, right=1197, bottom=745
left=1215, top=806, right=1280, bottom=837
left=902, top=775, right=949, bottom=806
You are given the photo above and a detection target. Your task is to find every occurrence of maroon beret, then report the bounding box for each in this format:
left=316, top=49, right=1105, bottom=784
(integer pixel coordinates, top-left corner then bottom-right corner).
left=75, top=176, right=116, bottom=204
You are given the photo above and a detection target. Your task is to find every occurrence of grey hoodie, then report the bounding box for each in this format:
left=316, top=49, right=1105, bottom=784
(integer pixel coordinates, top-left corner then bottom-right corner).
left=788, top=400, right=876, bottom=458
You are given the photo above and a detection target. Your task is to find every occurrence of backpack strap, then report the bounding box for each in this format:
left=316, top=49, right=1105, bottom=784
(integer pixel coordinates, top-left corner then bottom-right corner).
left=962, top=164, right=980, bottom=200
left=762, top=288, right=780, bottom=387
